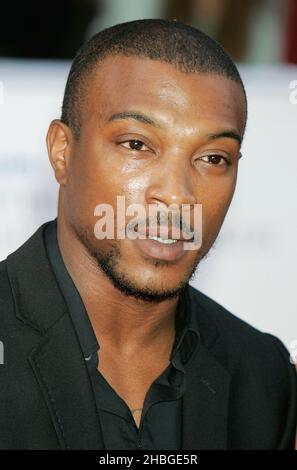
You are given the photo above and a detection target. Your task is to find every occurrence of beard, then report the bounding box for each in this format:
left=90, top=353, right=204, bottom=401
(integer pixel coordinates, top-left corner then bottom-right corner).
left=71, top=222, right=209, bottom=304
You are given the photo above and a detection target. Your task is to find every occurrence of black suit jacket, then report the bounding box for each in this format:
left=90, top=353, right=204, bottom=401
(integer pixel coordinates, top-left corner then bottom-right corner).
left=0, top=222, right=296, bottom=450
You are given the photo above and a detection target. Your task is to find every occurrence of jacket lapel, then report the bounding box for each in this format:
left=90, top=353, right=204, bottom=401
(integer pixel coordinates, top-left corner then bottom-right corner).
left=182, top=342, right=230, bottom=450
left=7, top=222, right=104, bottom=449
left=28, top=313, right=105, bottom=450
left=181, top=288, right=231, bottom=450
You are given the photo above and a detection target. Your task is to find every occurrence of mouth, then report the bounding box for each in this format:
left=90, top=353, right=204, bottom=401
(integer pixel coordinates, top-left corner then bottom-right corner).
left=133, top=236, right=188, bottom=262
left=147, top=235, right=178, bottom=245
left=126, top=224, right=196, bottom=262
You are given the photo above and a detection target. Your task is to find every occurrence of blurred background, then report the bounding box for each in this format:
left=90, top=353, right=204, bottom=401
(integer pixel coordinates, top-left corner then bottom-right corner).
left=0, top=0, right=296, bottom=351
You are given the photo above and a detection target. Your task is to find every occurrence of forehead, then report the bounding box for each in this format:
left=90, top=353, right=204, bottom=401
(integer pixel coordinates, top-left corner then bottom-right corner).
left=85, top=55, right=246, bottom=134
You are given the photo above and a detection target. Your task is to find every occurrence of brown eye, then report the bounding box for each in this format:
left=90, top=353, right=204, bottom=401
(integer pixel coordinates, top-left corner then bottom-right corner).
left=200, top=155, right=229, bottom=166
left=122, top=140, right=148, bottom=151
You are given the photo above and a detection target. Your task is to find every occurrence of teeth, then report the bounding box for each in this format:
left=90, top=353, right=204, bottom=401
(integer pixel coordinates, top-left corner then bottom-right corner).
left=148, top=236, right=178, bottom=244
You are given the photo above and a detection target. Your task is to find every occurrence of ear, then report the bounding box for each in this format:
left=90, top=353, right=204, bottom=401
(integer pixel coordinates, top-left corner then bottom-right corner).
left=46, top=119, right=73, bottom=186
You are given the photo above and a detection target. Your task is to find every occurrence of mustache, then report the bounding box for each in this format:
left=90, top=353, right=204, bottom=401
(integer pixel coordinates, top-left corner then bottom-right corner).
left=126, top=211, right=196, bottom=240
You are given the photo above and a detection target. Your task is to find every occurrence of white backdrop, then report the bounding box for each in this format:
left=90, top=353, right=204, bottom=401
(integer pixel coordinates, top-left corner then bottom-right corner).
left=0, top=60, right=296, bottom=351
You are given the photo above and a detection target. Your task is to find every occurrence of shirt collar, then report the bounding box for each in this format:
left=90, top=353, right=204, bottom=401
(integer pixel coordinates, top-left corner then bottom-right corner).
left=44, top=218, right=99, bottom=359
left=170, top=284, right=200, bottom=369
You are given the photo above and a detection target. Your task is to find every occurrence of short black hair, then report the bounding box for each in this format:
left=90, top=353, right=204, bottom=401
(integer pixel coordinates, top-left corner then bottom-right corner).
left=61, top=19, right=247, bottom=139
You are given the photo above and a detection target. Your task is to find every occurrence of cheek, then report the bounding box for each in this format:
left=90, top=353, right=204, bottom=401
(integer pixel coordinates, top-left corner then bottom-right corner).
left=68, top=143, right=120, bottom=208
left=86, top=141, right=137, bottom=197
left=90, top=140, right=152, bottom=205
left=200, top=175, right=237, bottom=230
left=66, top=143, right=152, bottom=231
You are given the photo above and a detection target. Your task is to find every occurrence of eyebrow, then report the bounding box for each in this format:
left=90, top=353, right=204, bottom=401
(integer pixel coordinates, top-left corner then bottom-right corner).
left=207, top=130, right=242, bottom=146
left=108, top=111, right=160, bottom=127
left=108, top=111, right=242, bottom=145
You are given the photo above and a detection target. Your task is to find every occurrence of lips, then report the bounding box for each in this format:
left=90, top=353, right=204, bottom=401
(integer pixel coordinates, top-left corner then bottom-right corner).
left=133, top=236, right=187, bottom=262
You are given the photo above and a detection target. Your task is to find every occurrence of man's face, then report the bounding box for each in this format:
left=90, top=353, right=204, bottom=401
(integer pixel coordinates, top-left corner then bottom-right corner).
left=59, top=55, right=246, bottom=301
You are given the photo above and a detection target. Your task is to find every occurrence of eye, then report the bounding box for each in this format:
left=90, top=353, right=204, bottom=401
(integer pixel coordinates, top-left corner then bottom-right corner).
left=121, top=139, right=150, bottom=151
left=199, top=154, right=230, bottom=166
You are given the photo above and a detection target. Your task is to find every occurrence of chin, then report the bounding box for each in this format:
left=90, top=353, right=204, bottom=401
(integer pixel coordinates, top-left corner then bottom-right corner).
left=100, top=262, right=188, bottom=303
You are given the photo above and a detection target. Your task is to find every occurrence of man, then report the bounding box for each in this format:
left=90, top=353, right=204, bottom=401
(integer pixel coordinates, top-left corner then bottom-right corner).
left=0, top=19, right=296, bottom=450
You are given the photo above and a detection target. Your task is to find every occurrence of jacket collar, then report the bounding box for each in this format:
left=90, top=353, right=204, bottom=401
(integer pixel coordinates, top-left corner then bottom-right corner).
left=6, top=221, right=230, bottom=450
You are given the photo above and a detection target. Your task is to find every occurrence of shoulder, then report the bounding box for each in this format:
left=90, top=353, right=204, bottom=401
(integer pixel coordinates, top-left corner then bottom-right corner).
left=188, top=285, right=297, bottom=448
left=0, top=221, right=51, bottom=333
left=188, top=284, right=296, bottom=383
left=188, top=284, right=289, bottom=355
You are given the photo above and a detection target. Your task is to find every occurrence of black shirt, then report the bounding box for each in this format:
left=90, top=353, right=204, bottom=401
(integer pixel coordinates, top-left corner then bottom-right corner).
left=44, top=219, right=200, bottom=450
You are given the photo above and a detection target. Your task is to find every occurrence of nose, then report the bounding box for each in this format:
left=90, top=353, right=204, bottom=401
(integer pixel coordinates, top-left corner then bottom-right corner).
left=145, top=156, right=197, bottom=209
